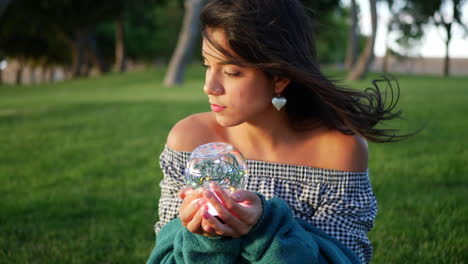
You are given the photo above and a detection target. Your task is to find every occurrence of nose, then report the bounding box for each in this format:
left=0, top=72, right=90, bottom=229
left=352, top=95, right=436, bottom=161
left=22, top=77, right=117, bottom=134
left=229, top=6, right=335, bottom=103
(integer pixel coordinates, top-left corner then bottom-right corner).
left=203, top=70, right=224, bottom=96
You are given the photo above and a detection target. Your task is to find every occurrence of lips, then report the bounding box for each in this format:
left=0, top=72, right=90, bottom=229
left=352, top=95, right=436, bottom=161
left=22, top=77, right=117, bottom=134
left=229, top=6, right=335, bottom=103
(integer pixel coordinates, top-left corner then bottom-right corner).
left=210, top=103, right=226, bottom=112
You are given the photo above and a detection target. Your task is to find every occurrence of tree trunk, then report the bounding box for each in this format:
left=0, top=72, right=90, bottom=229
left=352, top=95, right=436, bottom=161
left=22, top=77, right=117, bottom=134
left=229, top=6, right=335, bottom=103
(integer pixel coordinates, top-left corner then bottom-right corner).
left=49, top=67, right=55, bottom=82
left=164, top=0, right=206, bottom=86
left=382, top=21, right=393, bottom=73
left=115, top=18, right=126, bottom=73
left=0, top=57, right=4, bottom=83
left=383, top=47, right=390, bottom=73
left=71, top=30, right=87, bottom=78
left=82, top=50, right=92, bottom=77
left=30, top=66, right=36, bottom=84
left=346, top=0, right=377, bottom=81
left=345, top=0, right=358, bottom=70
left=16, top=60, right=24, bottom=85
left=42, top=66, right=48, bottom=82
left=87, top=31, right=109, bottom=74
left=443, top=22, right=452, bottom=77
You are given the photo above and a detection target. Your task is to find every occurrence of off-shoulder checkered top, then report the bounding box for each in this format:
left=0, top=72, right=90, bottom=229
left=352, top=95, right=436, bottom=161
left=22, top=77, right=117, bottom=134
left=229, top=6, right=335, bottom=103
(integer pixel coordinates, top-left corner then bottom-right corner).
left=154, top=146, right=377, bottom=264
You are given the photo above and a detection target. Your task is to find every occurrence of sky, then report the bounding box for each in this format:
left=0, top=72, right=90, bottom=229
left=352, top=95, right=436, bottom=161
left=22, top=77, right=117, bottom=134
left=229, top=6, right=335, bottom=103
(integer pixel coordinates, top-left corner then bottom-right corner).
left=342, top=0, right=468, bottom=58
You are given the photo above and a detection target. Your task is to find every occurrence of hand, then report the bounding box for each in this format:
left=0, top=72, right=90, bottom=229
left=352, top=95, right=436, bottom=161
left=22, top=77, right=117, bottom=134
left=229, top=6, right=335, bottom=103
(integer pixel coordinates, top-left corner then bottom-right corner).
left=199, top=182, right=263, bottom=237
left=178, top=187, right=212, bottom=236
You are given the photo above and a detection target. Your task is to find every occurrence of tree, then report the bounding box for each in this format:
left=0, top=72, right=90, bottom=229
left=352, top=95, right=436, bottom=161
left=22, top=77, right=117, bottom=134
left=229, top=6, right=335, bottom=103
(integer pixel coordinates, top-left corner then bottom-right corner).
left=382, top=0, right=399, bottom=73
left=433, top=0, right=467, bottom=76
left=347, top=0, right=378, bottom=80
left=53, top=0, right=124, bottom=77
left=0, top=0, right=129, bottom=80
left=398, top=0, right=467, bottom=76
left=114, top=17, right=126, bottom=72
left=378, top=0, right=423, bottom=73
left=345, top=0, right=359, bottom=70
left=164, top=0, right=206, bottom=86
left=0, top=0, right=72, bottom=83
left=301, top=0, right=351, bottom=64
left=0, top=0, right=9, bottom=83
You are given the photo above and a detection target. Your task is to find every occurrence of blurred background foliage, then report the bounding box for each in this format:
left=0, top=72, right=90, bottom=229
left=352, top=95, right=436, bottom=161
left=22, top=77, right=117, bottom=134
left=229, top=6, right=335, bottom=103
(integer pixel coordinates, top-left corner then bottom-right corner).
left=0, top=0, right=362, bottom=75
left=0, top=0, right=466, bottom=81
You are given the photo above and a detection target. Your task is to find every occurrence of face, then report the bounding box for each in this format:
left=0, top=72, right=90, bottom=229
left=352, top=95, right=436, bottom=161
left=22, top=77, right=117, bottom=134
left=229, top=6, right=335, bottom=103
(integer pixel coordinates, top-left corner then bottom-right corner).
left=202, top=28, right=280, bottom=127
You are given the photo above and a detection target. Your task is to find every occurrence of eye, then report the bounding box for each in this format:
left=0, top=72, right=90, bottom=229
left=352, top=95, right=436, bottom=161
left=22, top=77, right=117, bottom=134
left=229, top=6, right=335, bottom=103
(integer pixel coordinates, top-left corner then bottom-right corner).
left=201, top=62, right=211, bottom=69
left=224, top=70, right=241, bottom=77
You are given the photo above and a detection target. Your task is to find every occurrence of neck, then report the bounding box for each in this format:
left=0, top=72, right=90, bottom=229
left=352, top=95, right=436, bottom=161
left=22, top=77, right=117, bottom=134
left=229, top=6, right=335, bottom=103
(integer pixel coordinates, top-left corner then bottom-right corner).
left=229, top=109, right=299, bottom=158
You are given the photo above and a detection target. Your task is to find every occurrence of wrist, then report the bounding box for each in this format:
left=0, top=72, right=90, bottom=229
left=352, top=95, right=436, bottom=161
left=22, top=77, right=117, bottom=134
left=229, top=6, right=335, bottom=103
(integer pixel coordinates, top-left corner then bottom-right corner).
left=244, top=193, right=267, bottom=236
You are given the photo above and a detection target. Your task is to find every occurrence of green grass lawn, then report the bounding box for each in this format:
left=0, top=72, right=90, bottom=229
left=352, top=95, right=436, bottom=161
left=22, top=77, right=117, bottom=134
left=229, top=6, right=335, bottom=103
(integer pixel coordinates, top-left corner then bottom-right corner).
left=1, top=66, right=467, bottom=263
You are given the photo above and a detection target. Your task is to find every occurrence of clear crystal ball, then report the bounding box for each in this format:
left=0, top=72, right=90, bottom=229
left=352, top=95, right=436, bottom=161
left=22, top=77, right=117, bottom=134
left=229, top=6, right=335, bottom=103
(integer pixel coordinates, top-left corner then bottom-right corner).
left=185, top=142, right=248, bottom=192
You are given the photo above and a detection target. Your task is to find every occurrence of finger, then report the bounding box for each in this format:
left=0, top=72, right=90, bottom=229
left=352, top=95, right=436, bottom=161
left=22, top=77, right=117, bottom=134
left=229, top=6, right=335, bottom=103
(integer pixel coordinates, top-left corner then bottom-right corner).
left=186, top=205, right=205, bottom=234
left=210, top=183, right=257, bottom=220
left=201, top=210, right=236, bottom=237
left=200, top=209, right=216, bottom=234
left=179, top=187, right=194, bottom=199
left=179, top=197, right=206, bottom=225
left=210, top=182, right=241, bottom=213
left=198, top=206, right=220, bottom=237
left=180, top=186, right=203, bottom=201
left=230, top=190, right=263, bottom=226
left=230, top=190, right=261, bottom=210
left=179, top=188, right=204, bottom=211
left=203, top=189, right=248, bottom=233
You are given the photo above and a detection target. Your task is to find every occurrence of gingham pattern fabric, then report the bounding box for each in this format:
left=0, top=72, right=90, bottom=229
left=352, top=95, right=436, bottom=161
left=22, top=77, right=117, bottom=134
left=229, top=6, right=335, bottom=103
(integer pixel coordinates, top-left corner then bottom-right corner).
left=154, top=146, right=377, bottom=264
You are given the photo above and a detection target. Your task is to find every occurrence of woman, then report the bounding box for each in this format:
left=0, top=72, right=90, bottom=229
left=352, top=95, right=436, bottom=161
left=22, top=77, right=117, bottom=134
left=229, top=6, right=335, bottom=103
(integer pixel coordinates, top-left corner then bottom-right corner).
left=149, top=0, right=408, bottom=263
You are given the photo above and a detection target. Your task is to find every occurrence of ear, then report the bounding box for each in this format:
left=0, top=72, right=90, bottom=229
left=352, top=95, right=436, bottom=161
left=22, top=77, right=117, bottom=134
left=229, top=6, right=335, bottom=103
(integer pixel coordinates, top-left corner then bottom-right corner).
left=272, top=76, right=291, bottom=94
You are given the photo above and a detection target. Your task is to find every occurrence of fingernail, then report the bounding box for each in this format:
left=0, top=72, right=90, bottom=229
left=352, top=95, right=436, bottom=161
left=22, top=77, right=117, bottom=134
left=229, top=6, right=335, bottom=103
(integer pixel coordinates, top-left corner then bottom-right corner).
left=202, top=211, right=210, bottom=219
left=232, top=193, right=241, bottom=201
left=198, top=199, right=205, bottom=206
left=204, top=191, right=212, bottom=199
left=210, top=182, right=219, bottom=190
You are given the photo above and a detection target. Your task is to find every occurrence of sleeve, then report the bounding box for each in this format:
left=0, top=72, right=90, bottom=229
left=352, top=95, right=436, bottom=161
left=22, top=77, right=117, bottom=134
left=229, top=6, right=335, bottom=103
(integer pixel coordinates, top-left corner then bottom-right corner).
left=240, top=196, right=361, bottom=264
left=311, top=174, right=377, bottom=264
left=147, top=195, right=361, bottom=264
left=154, top=147, right=188, bottom=234
left=147, top=218, right=243, bottom=264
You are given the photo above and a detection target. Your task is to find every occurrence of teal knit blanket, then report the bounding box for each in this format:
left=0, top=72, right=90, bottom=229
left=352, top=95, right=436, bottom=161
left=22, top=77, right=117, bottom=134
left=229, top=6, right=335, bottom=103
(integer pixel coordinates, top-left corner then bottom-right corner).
left=147, top=196, right=361, bottom=264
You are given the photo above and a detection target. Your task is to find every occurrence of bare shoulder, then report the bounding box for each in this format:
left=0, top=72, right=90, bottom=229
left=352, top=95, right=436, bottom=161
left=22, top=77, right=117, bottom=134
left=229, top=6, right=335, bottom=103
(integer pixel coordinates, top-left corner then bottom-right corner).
left=166, top=112, right=223, bottom=152
left=314, top=129, right=368, bottom=172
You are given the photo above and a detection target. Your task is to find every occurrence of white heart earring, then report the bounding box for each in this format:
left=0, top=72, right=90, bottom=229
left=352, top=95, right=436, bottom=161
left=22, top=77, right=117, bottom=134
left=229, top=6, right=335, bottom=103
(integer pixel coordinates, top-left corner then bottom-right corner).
left=272, top=95, right=287, bottom=111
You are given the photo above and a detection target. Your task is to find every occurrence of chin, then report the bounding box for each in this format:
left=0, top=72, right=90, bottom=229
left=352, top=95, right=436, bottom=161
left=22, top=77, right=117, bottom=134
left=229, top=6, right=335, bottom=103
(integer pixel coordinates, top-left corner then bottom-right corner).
left=215, top=114, right=243, bottom=128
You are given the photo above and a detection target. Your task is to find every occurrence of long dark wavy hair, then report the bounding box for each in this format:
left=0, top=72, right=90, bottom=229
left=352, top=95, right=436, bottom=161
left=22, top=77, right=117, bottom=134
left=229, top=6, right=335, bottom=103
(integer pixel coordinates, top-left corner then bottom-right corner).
left=200, top=0, right=412, bottom=143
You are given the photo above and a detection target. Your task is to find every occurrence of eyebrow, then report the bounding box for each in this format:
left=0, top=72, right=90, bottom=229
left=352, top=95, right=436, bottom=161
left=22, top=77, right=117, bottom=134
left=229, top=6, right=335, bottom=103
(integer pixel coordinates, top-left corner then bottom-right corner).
left=201, top=54, right=247, bottom=68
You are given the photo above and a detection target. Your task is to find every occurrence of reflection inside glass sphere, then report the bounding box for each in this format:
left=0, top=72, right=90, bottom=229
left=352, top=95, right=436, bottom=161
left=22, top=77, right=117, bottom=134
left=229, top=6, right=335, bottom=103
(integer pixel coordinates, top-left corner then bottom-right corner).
left=185, top=142, right=248, bottom=215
